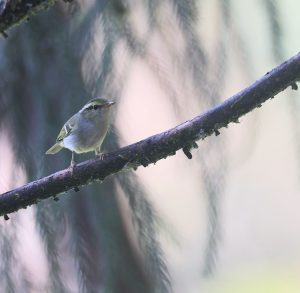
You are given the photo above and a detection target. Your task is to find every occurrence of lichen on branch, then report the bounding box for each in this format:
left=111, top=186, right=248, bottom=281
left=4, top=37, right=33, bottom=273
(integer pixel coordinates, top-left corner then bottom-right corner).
left=0, top=0, right=65, bottom=36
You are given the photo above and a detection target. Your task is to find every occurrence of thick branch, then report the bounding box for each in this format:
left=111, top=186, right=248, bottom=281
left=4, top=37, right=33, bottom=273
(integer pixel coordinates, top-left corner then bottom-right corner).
left=1, top=52, right=300, bottom=217
left=0, top=0, right=62, bottom=36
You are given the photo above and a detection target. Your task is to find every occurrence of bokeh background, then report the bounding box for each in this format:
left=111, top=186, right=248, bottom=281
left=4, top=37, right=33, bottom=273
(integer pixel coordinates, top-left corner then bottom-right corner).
left=0, top=0, right=300, bottom=292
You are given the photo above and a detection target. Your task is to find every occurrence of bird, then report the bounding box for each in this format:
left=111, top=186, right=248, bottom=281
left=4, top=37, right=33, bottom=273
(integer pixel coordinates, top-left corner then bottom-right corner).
left=46, top=97, right=115, bottom=168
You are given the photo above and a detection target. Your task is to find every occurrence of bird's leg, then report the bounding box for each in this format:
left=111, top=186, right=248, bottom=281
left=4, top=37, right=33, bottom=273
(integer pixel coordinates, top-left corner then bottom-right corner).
left=69, top=151, right=76, bottom=172
left=95, top=147, right=104, bottom=160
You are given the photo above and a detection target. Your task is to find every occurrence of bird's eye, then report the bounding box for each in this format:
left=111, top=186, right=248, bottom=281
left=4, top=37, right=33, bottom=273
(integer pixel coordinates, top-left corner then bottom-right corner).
left=93, top=105, right=100, bottom=110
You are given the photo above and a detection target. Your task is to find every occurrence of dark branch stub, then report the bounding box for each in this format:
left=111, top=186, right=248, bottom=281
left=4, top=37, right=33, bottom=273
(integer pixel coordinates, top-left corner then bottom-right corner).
left=1, top=31, right=8, bottom=38
left=291, top=82, right=298, bottom=90
left=182, top=142, right=198, bottom=159
left=1, top=52, right=300, bottom=216
left=139, top=154, right=152, bottom=167
left=214, top=129, right=220, bottom=136
left=182, top=147, right=193, bottom=159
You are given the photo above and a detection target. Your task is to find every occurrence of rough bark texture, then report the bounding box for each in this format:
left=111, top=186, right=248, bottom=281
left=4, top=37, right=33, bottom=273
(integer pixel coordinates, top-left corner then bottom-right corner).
left=0, top=0, right=61, bottom=36
left=1, top=51, right=300, bottom=217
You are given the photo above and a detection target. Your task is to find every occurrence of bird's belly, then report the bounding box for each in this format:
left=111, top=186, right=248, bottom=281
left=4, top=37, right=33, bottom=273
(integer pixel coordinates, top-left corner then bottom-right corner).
left=63, top=127, right=107, bottom=154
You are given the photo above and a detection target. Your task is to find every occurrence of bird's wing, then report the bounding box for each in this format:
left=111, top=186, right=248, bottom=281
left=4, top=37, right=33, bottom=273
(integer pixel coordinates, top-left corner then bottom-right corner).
left=56, top=115, right=76, bottom=142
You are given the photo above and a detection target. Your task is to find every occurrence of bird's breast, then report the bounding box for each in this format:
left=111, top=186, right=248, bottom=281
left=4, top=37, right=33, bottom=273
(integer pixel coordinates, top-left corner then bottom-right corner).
left=63, top=118, right=109, bottom=154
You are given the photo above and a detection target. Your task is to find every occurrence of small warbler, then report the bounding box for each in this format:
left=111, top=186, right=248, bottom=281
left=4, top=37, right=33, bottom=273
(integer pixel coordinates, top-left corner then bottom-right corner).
left=46, top=97, right=115, bottom=168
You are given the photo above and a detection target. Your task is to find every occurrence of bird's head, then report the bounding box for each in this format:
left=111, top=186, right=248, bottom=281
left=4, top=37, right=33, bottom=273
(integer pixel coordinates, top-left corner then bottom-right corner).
left=80, top=97, right=115, bottom=120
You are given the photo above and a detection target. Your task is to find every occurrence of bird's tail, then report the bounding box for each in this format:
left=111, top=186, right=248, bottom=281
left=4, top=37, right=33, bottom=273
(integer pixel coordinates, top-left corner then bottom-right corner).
left=46, top=143, right=63, bottom=154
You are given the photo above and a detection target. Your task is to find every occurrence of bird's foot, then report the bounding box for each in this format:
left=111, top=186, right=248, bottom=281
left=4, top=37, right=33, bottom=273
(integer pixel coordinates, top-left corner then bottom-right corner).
left=69, top=160, right=76, bottom=174
left=96, top=153, right=105, bottom=160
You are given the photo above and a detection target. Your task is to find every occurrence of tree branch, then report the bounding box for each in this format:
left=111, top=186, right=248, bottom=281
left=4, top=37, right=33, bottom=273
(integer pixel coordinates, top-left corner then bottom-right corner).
left=0, top=0, right=67, bottom=36
left=1, top=52, right=300, bottom=217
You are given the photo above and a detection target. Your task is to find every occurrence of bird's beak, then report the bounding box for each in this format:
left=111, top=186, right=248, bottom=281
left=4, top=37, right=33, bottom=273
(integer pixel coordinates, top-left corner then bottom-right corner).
left=104, top=101, right=116, bottom=108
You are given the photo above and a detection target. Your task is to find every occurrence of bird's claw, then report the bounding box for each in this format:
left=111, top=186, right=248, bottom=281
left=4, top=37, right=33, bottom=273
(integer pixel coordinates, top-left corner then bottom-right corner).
left=69, top=160, right=76, bottom=174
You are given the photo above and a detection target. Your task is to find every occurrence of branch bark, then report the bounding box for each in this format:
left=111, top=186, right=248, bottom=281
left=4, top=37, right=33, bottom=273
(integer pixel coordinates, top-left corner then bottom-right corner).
left=0, top=0, right=63, bottom=36
left=1, top=51, right=300, bottom=217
